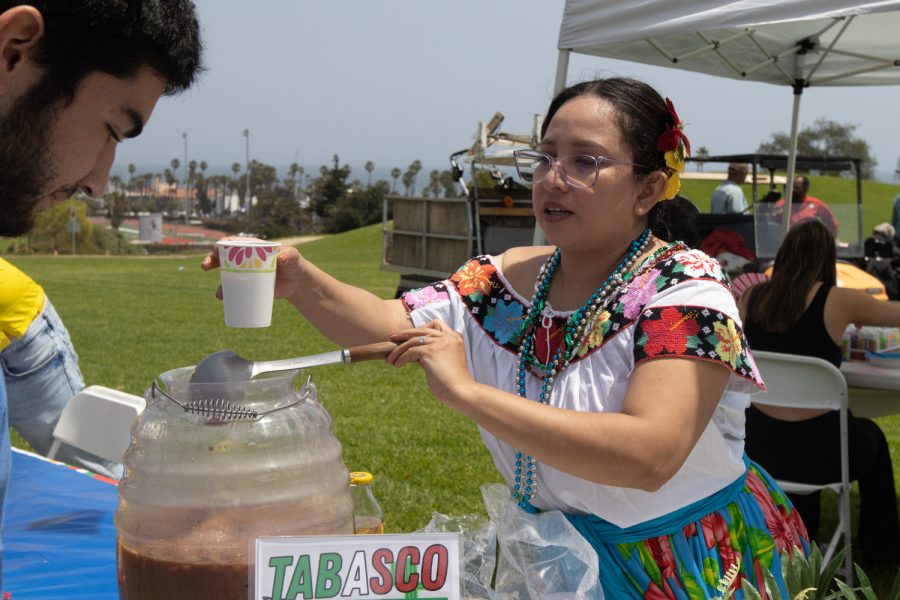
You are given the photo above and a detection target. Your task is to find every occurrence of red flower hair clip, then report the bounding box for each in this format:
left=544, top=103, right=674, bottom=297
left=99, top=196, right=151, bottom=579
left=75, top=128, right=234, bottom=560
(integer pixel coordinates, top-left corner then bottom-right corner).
left=657, top=98, right=691, bottom=156
left=657, top=98, right=691, bottom=201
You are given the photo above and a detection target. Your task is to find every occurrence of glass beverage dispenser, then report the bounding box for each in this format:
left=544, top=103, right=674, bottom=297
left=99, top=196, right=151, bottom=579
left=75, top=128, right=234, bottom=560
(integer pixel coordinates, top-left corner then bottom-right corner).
left=115, top=367, right=354, bottom=600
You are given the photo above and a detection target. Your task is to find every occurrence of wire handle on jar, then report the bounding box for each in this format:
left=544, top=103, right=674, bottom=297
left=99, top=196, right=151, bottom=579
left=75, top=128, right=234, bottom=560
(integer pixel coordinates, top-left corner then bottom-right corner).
left=151, top=376, right=314, bottom=423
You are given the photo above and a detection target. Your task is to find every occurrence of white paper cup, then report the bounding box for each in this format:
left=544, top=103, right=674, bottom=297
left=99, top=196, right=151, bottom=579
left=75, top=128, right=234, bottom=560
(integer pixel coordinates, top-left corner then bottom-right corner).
left=216, top=240, right=282, bottom=328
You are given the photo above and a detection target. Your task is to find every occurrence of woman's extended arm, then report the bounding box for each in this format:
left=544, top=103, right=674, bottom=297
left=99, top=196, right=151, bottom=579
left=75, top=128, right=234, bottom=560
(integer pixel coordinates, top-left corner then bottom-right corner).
left=826, top=287, right=900, bottom=342
left=388, top=322, right=730, bottom=491
left=202, top=244, right=411, bottom=346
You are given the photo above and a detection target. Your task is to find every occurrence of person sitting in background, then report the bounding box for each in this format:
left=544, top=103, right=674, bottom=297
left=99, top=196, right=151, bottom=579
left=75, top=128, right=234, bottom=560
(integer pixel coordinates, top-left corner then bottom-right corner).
left=0, top=258, right=121, bottom=480
left=862, top=223, right=900, bottom=300
left=774, top=175, right=840, bottom=236
left=739, top=220, right=900, bottom=565
left=871, top=222, right=899, bottom=253
left=710, top=163, right=749, bottom=214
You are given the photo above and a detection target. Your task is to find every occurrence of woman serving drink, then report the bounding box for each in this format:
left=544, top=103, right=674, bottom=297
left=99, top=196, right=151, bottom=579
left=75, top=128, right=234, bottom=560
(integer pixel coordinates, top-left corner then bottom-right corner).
left=204, top=78, right=808, bottom=598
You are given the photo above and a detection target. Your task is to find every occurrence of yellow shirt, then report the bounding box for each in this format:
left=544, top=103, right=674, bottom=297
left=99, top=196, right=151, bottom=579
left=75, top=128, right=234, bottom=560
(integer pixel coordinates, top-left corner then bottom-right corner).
left=0, top=258, right=45, bottom=350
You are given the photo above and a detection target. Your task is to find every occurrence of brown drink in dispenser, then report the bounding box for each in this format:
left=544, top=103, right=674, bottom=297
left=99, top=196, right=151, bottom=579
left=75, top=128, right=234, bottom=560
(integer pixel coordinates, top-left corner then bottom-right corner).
left=116, top=367, right=354, bottom=600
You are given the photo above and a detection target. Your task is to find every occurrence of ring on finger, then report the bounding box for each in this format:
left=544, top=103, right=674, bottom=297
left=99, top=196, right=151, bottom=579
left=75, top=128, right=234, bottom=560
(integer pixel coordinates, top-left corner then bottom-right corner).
left=418, top=336, right=426, bottom=346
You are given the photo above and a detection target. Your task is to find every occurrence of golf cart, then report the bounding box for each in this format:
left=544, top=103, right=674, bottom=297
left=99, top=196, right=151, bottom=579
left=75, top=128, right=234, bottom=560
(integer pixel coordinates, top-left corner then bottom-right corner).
left=686, top=153, right=886, bottom=298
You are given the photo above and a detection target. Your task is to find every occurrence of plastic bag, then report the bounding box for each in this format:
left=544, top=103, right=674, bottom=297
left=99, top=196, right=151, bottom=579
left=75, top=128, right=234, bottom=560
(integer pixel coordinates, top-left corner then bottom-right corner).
left=420, top=483, right=603, bottom=599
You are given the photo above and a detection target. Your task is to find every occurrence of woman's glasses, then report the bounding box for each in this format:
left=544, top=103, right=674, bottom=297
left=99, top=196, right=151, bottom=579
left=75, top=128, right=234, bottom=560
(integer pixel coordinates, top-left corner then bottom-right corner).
left=513, top=149, right=647, bottom=188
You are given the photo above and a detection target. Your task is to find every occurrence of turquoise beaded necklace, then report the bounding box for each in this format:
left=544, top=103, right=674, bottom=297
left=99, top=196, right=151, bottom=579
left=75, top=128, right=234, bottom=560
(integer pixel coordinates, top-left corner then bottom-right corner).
left=512, top=227, right=651, bottom=507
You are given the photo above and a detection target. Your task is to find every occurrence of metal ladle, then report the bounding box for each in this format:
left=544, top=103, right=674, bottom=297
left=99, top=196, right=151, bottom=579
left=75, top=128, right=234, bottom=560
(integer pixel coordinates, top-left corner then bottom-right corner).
left=189, top=341, right=397, bottom=385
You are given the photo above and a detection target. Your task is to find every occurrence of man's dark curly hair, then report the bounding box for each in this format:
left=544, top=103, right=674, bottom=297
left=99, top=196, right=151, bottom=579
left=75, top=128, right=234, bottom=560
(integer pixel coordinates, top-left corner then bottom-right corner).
left=0, top=0, right=203, bottom=104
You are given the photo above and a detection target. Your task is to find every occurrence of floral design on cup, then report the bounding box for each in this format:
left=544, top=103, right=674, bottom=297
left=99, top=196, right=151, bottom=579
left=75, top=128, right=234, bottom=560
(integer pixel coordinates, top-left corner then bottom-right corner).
left=218, top=242, right=280, bottom=272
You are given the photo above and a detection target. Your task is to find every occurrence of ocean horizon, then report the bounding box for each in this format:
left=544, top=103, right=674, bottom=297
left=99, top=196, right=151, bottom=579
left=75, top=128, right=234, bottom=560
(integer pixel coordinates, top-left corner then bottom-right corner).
left=109, top=163, right=452, bottom=195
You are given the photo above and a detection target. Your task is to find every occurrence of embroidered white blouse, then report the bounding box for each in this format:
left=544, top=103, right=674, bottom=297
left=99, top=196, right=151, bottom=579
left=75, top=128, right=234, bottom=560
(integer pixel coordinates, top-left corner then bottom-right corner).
left=401, top=246, right=765, bottom=528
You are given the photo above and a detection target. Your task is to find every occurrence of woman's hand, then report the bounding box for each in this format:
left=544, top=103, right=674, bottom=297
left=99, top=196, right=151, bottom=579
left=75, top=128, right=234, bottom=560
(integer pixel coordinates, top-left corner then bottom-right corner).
left=200, top=238, right=306, bottom=301
left=388, top=320, right=478, bottom=410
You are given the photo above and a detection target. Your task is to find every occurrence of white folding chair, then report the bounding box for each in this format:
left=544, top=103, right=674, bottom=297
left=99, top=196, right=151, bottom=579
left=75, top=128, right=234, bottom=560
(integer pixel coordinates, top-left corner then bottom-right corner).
left=750, top=350, right=852, bottom=582
left=47, top=385, right=146, bottom=465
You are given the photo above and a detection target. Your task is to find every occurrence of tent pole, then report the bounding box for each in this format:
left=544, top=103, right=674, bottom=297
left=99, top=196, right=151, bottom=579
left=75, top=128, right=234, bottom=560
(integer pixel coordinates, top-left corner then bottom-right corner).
left=781, top=81, right=804, bottom=235
left=533, top=49, right=572, bottom=246
left=553, top=49, right=570, bottom=95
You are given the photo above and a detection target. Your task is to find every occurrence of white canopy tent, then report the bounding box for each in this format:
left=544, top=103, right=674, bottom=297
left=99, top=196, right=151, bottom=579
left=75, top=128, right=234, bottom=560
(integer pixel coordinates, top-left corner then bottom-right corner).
left=545, top=0, right=900, bottom=242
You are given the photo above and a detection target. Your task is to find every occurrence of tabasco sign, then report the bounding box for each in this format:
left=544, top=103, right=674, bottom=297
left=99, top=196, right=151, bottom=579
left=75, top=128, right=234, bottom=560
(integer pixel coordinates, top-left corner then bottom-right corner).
left=255, top=533, right=461, bottom=600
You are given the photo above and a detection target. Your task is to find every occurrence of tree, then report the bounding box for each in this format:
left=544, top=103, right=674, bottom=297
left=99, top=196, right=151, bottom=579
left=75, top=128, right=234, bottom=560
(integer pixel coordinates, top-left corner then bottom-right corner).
left=757, top=118, right=877, bottom=178
left=390, top=167, right=401, bottom=193
left=364, top=161, right=375, bottom=187
left=30, top=199, right=97, bottom=254
left=231, top=162, right=241, bottom=202
left=405, top=160, right=423, bottom=195
left=694, top=146, right=710, bottom=172
left=401, top=170, right=415, bottom=196
left=288, top=162, right=305, bottom=201
left=324, top=180, right=388, bottom=233
left=439, top=169, right=457, bottom=197
left=428, top=169, right=441, bottom=198
left=308, top=154, right=352, bottom=220
left=127, top=163, right=137, bottom=190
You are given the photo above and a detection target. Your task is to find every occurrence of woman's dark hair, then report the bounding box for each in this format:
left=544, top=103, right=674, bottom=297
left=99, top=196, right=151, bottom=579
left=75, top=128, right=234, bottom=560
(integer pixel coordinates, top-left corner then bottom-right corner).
left=650, top=195, right=701, bottom=248
left=744, top=220, right=837, bottom=332
left=542, top=78, right=680, bottom=233
left=541, top=78, right=673, bottom=179
left=1, top=0, right=203, bottom=106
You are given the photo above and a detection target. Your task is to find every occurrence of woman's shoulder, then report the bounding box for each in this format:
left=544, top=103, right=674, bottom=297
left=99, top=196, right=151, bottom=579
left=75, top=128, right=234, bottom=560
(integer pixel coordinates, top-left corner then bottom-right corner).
left=653, top=245, right=730, bottom=287
left=495, top=246, right=555, bottom=295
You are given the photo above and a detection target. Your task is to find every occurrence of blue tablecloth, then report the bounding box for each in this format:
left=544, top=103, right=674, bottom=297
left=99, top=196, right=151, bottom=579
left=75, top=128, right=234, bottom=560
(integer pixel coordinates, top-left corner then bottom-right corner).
left=5, top=448, right=119, bottom=599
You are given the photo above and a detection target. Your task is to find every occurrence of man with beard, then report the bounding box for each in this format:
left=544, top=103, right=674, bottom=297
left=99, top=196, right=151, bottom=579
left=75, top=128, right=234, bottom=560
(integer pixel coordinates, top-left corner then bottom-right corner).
left=0, top=1, right=202, bottom=587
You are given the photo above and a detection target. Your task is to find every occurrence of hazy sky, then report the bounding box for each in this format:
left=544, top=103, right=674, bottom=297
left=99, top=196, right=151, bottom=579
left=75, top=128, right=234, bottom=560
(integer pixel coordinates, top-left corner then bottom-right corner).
left=112, top=0, right=900, bottom=181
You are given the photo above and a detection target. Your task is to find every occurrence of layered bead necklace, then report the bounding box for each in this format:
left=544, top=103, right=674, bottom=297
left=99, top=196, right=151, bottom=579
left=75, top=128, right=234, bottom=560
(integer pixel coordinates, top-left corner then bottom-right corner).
left=512, top=227, right=651, bottom=506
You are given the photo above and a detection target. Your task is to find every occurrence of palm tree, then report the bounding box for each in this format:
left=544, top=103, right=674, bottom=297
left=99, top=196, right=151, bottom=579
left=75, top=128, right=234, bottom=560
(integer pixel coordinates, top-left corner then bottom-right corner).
left=390, top=167, right=401, bottom=193
left=231, top=162, right=241, bottom=190
left=408, top=160, right=423, bottom=195
left=127, top=163, right=136, bottom=192
left=428, top=170, right=441, bottom=198
left=364, top=161, right=375, bottom=187
left=164, top=168, right=175, bottom=205
left=695, top=146, right=710, bottom=172
left=402, top=171, right=415, bottom=196
left=289, top=162, right=300, bottom=200
left=169, top=158, right=181, bottom=215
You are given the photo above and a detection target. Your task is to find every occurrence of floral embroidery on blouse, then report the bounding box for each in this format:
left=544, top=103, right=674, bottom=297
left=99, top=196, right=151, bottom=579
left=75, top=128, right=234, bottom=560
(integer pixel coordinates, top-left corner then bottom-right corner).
left=633, top=306, right=758, bottom=382
left=402, top=282, right=450, bottom=311
left=450, top=259, right=496, bottom=302
left=401, top=250, right=762, bottom=385
left=483, top=299, right=524, bottom=344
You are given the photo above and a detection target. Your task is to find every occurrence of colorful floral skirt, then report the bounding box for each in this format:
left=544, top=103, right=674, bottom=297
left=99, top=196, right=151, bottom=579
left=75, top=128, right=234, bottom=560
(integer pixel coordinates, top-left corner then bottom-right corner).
left=566, top=461, right=810, bottom=599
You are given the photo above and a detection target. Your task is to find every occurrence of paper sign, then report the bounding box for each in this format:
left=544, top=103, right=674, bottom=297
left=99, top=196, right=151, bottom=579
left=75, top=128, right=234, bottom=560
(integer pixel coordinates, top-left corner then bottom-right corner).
left=255, top=533, right=461, bottom=600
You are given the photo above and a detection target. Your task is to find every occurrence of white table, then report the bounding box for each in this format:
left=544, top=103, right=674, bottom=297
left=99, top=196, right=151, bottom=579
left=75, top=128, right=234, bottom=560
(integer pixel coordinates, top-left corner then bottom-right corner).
left=840, top=361, right=900, bottom=418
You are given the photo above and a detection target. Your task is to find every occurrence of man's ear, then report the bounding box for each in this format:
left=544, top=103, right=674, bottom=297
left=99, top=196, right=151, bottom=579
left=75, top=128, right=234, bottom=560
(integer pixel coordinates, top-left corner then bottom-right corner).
left=634, top=171, right=668, bottom=216
left=0, top=6, right=44, bottom=89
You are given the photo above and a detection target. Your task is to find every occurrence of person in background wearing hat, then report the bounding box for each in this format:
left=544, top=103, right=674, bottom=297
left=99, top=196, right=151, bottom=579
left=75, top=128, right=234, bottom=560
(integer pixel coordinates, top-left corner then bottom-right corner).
left=710, top=163, right=749, bottom=214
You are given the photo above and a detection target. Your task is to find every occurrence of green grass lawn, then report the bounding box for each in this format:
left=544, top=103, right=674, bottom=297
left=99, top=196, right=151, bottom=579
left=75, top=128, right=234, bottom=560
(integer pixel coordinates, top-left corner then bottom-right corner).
left=6, top=220, right=900, bottom=594
left=5, top=226, right=502, bottom=534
